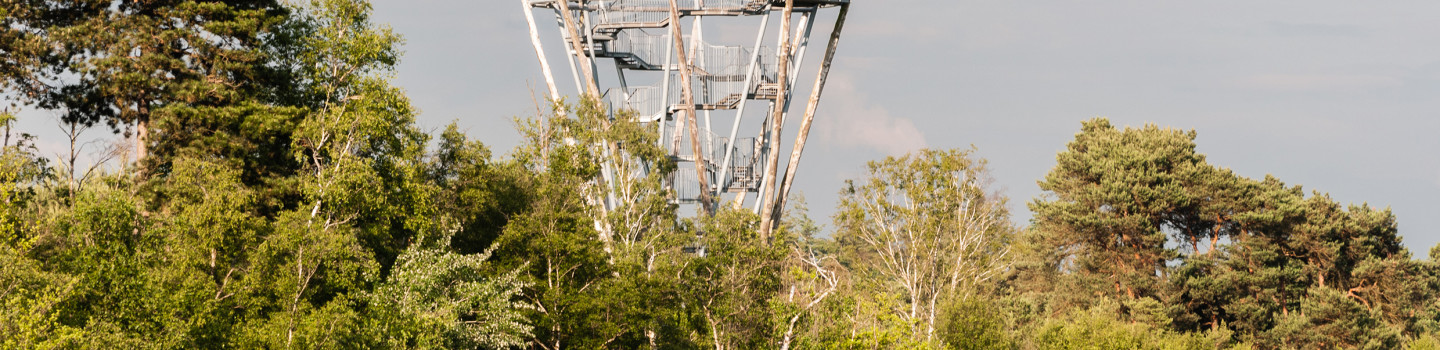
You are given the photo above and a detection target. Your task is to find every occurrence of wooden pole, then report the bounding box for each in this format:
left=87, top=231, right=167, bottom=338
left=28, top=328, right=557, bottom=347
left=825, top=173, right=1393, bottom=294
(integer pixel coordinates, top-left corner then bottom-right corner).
left=755, top=11, right=811, bottom=214
left=521, top=0, right=561, bottom=102
left=581, top=6, right=602, bottom=91
left=673, top=11, right=704, bottom=155
left=557, top=0, right=600, bottom=98
left=757, top=0, right=794, bottom=241
left=557, top=1, right=617, bottom=233
left=773, top=4, right=848, bottom=225
left=668, top=0, right=712, bottom=215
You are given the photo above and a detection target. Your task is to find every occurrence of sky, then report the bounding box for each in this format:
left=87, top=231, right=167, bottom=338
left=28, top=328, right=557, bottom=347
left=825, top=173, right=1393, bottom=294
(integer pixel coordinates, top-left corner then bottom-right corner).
left=11, top=1, right=1440, bottom=252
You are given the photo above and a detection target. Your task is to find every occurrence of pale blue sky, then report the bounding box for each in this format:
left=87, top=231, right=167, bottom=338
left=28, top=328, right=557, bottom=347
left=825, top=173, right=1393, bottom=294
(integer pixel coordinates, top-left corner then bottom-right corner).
left=374, top=1, right=1440, bottom=252
left=10, top=1, right=1438, bottom=252
left=368, top=1, right=1440, bottom=250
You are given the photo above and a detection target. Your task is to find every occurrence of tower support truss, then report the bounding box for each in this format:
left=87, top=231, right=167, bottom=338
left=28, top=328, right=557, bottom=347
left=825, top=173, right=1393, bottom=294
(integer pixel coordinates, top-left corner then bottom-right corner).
left=522, top=0, right=851, bottom=233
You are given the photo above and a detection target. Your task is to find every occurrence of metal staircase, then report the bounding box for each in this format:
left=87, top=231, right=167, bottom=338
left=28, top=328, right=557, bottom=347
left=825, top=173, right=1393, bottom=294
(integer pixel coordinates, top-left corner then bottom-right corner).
left=524, top=0, right=851, bottom=211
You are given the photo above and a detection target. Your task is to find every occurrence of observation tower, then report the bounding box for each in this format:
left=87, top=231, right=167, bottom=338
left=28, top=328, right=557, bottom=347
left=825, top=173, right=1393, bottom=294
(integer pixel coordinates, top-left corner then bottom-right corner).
left=520, top=0, right=850, bottom=234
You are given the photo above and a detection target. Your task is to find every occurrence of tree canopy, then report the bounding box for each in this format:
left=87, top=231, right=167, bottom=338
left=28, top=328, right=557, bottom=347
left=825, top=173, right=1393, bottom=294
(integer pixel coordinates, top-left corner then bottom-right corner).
left=2, top=1, right=1439, bottom=349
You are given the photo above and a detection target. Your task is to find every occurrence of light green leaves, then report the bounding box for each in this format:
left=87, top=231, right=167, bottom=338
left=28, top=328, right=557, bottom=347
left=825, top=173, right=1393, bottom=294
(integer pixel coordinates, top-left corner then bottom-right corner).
left=373, top=234, right=532, bottom=349
left=834, top=148, right=1015, bottom=344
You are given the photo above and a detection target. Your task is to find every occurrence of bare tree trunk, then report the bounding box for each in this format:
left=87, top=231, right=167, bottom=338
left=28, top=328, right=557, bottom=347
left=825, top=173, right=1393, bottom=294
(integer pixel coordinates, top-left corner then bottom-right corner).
left=556, top=1, right=599, bottom=98
left=2, top=108, right=11, bottom=148
left=135, top=98, right=150, bottom=162
left=779, top=251, right=839, bottom=350
left=135, top=119, right=148, bottom=161
left=62, top=120, right=82, bottom=194
left=667, top=0, right=712, bottom=214
left=842, top=155, right=1013, bottom=344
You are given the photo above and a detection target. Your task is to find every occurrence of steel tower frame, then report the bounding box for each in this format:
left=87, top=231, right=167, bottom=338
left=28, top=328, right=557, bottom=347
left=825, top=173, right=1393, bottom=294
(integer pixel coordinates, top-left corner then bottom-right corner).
left=522, top=0, right=850, bottom=236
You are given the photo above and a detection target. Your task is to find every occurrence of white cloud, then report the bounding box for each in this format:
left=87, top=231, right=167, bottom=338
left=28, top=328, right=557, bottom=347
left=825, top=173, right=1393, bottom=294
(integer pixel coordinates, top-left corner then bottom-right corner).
left=816, top=75, right=927, bottom=156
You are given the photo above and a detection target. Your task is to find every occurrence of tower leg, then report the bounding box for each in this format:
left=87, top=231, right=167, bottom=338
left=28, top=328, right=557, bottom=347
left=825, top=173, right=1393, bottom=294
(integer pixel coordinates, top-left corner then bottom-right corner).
left=758, top=0, right=796, bottom=240
left=773, top=4, right=849, bottom=224
left=668, top=0, right=712, bottom=215
left=521, top=0, right=560, bottom=102
left=557, top=2, right=600, bottom=97
left=554, top=7, right=586, bottom=96
left=659, top=27, right=676, bottom=150
left=716, top=12, right=771, bottom=210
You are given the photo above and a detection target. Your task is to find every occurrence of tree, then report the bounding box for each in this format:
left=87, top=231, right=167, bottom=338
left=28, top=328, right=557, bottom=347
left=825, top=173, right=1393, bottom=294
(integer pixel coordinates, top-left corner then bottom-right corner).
left=678, top=208, right=784, bottom=350
left=495, top=97, right=698, bottom=349
left=1266, top=287, right=1402, bottom=349
left=429, top=123, right=531, bottom=255
left=370, top=230, right=532, bottom=349
left=228, top=0, right=442, bottom=346
left=834, top=148, right=1015, bottom=342
left=773, top=195, right=843, bottom=350
left=1026, top=118, right=1436, bottom=349
left=1030, top=301, right=1230, bottom=350
left=0, top=0, right=297, bottom=163
left=0, top=0, right=543, bottom=347
left=0, top=120, right=77, bottom=349
left=1030, top=118, right=1209, bottom=303
left=936, top=297, right=1012, bottom=350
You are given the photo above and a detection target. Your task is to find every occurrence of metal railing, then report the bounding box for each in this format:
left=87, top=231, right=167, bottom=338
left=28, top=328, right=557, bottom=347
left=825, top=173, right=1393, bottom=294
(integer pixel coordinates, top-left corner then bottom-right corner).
left=596, top=2, right=667, bottom=25
left=605, top=86, right=665, bottom=120
left=669, top=130, right=725, bottom=202
left=717, top=137, right=759, bottom=190
left=672, top=168, right=703, bottom=203
left=609, top=29, right=669, bottom=65
left=655, top=43, right=777, bottom=104
left=669, top=134, right=762, bottom=199
left=593, top=0, right=768, bottom=25
left=599, top=0, right=759, bottom=10
left=754, top=45, right=779, bottom=84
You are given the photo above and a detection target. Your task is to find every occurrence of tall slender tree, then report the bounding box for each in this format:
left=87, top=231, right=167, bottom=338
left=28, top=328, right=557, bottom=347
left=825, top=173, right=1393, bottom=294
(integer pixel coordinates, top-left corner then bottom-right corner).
left=0, top=0, right=297, bottom=167
left=834, top=148, right=1015, bottom=342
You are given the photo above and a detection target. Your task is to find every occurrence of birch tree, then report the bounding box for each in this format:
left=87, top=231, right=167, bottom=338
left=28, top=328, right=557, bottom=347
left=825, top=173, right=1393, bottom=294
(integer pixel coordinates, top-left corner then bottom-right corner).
left=502, top=98, right=696, bottom=349
left=834, top=148, right=1015, bottom=342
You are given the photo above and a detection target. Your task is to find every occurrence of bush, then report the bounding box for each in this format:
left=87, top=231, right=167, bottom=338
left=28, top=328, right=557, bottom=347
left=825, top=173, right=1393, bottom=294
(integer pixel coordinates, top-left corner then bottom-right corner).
left=938, top=297, right=1013, bottom=350
left=1030, top=304, right=1231, bottom=350
left=1406, top=334, right=1440, bottom=350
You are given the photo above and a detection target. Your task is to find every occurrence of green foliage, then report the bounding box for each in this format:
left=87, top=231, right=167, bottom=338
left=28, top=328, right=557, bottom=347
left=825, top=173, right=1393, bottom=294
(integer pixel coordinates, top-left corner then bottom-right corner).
left=1033, top=308, right=1150, bottom=350
left=937, top=298, right=1013, bottom=350
left=1014, top=118, right=1431, bottom=350
left=0, top=0, right=535, bottom=348
left=1029, top=118, right=1209, bottom=302
left=686, top=207, right=785, bottom=349
left=0, top=0, right=300, bottom=170
left=1031, top=302, right=1230, bottom=350
left=0, top=116, right=47, bottom=249
left=1, top=155, right=22, bottom=247
left=0, top=248, right=82, bottom=348
left=1265, top=287, right=1402, bottom=349
left=823, top=327, right=942, bottom=350
left=371, top=231, right=531, bottom=348
left=1407, top=334, right=1440, bottom=350
left=4, top=1, right=1439, bottom=349
left=430, top=123, right=530, bottom=255
left=834, top=148, right=1015, bottom=343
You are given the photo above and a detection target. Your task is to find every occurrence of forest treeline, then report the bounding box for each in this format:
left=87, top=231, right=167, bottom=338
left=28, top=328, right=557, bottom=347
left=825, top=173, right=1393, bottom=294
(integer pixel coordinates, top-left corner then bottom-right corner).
left=3, top=1, right=1440, bottom=349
